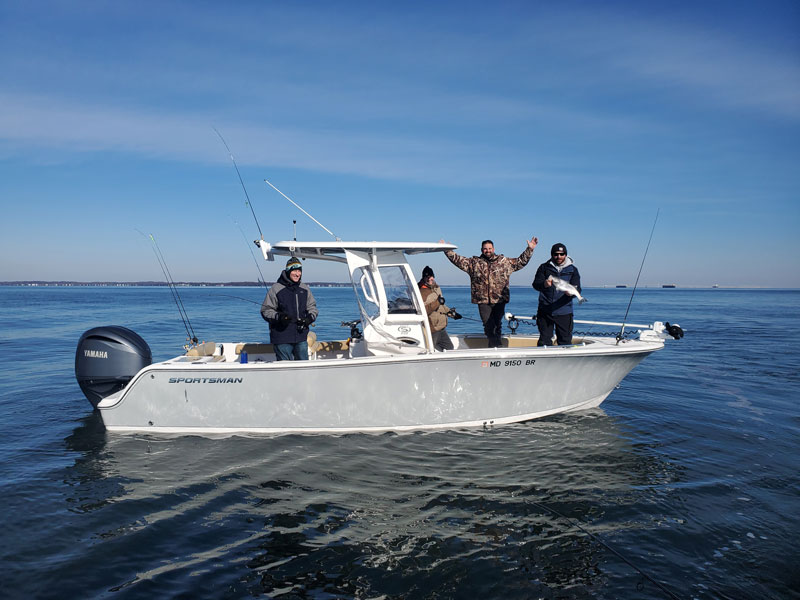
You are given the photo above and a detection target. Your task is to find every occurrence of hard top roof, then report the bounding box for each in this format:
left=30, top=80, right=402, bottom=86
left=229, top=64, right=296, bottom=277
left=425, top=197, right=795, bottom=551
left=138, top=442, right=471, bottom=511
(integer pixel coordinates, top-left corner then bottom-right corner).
left=268, top=240, right=457, bottom=258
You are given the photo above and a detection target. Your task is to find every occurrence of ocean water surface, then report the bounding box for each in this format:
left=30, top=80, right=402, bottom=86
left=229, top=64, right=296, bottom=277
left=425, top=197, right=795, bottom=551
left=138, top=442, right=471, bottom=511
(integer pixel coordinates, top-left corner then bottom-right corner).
left=0, top=286, right=798, bottom=599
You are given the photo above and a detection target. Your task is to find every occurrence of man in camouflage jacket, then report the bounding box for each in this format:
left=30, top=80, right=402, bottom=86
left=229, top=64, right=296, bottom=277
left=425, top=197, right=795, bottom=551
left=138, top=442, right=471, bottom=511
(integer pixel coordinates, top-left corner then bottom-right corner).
left=442, top=237, right=538, bottom=347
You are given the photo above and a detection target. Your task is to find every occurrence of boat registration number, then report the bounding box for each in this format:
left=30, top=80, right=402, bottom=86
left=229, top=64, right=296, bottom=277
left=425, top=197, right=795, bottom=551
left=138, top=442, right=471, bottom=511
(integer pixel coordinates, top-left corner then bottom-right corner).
left=482, top=359, right=536, bottom=368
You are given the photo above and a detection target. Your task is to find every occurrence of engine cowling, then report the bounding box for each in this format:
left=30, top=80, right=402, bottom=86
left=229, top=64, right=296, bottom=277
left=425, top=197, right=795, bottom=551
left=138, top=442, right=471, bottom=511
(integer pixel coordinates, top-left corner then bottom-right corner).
left=75, top=326, right=152, bottom=408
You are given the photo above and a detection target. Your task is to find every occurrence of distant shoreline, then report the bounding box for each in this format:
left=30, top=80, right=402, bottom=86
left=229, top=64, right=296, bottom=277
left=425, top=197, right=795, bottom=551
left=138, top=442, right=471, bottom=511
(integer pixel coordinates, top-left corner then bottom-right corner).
left=1, top=281, right=795, bottom=290
left=0, top=281, right=351, bottom=287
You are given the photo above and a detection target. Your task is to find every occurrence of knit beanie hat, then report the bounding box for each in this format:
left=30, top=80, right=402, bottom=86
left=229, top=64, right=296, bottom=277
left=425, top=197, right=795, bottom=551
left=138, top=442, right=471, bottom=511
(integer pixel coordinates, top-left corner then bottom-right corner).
left=422, top=266, right=435, bottom=279
left=550, top=243, right=567, bottom=255
left=285, top=257, right=303, bottom=272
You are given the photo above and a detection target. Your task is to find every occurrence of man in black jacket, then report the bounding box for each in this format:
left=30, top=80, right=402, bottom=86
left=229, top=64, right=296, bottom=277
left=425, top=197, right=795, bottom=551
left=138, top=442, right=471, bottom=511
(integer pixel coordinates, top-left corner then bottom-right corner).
left=532, top=243, right=581, bottom=346
left=261, top=257, right=318, bottom=360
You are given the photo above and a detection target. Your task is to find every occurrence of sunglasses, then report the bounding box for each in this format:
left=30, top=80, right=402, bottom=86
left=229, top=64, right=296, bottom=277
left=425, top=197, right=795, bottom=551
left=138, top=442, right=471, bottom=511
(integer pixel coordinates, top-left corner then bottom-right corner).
left=552, top=252, right=566, bottom=256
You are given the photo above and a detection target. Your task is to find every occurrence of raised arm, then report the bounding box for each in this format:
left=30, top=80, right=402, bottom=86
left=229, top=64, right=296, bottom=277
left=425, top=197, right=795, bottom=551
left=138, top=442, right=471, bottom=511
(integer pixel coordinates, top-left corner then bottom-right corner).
left=511, top=236, right=538, bottom=271
left=440, top=239, right=472, bottom=273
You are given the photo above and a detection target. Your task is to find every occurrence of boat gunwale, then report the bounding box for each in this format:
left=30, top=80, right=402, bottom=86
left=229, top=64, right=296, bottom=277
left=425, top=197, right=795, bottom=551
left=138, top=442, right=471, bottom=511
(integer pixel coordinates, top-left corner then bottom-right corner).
left=160, top=337, right=662, bottom=368
left=96, top=337, right=662, bottom=412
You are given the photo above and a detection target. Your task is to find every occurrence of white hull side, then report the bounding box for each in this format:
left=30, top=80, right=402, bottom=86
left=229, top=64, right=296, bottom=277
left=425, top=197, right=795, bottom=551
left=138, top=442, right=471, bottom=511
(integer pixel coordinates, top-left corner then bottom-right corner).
left=98, top=342, right=658, bottom=434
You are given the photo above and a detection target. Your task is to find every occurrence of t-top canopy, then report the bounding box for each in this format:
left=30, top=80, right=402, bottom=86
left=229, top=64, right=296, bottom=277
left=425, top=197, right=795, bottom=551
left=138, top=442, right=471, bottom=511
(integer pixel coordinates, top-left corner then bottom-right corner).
left=258, top=240, right=457, bottom=263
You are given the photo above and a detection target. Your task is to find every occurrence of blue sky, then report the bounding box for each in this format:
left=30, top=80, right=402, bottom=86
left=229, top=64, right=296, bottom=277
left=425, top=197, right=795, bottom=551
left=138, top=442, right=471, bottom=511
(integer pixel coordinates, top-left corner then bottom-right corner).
left=1, top=1, right=798, bottom=287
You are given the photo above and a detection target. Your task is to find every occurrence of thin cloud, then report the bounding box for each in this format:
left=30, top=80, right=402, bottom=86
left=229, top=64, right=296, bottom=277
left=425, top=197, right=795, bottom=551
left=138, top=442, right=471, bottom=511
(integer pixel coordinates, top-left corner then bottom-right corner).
left=0, top=92, right=551, bottom=186
left=536, top=10, right=800, bottom=120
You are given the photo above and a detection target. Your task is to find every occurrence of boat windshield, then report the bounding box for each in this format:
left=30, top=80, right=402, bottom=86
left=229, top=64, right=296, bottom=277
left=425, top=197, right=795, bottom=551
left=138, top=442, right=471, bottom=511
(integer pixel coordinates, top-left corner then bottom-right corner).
left=354, top=267, right=380, bottom=319
left=380, top=266, right=419, bottom=314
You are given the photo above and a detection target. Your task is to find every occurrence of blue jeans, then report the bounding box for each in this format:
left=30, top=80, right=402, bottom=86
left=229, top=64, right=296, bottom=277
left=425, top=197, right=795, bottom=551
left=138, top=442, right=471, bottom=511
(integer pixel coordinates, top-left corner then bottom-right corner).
left=274, top=341, right=309, bottom=361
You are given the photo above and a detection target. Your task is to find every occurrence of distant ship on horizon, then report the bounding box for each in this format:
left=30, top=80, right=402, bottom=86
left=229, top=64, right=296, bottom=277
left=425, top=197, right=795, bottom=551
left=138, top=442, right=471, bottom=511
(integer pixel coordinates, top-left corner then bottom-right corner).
left=662, top=284, right=677, bottom=288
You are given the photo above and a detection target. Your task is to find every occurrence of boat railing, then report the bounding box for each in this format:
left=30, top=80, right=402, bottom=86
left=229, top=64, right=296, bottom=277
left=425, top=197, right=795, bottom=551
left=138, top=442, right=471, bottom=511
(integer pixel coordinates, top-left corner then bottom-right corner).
left=505, top=313, right=677, bottom=341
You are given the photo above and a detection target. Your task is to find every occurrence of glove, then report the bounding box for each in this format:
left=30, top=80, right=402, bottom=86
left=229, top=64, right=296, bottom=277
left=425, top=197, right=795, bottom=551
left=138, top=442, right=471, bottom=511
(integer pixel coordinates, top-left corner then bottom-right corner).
left=296, top=316, right=313, bottom=329
left=438, top=296, right=446, bottom=305
left=277, top=312, right=291, bottom=325
left=448, top=310, right=462, bottom=320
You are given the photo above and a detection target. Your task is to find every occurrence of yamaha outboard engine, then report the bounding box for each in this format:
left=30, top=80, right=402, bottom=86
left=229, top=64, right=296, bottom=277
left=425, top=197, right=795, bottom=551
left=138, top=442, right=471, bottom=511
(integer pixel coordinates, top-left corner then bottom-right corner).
left=75, top=326, right=152, bottom=408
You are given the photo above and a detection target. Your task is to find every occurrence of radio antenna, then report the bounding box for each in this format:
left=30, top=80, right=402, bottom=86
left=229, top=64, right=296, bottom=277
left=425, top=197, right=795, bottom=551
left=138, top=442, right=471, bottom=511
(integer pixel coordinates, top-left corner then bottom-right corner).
left=264, top=179, right=339, bottom=240
left=617, top=209, right=659, bottom=344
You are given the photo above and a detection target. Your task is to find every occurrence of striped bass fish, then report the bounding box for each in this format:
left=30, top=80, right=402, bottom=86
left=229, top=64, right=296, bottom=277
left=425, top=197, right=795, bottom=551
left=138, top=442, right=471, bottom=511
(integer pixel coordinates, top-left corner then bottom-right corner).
left=548, top=275, right=587, bottom=303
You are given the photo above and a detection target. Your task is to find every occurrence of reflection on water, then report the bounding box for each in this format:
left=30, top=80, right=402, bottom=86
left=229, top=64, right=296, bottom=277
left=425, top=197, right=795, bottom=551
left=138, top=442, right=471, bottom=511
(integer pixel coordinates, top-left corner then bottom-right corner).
left=58, top=410, right=685, bottom=598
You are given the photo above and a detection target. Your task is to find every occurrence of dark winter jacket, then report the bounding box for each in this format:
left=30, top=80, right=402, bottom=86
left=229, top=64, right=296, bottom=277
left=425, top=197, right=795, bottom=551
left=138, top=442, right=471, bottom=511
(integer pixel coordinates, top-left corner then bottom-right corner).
left=261, top=271, right=318, bottom=344
left=532, top=258, right=581, bottom=316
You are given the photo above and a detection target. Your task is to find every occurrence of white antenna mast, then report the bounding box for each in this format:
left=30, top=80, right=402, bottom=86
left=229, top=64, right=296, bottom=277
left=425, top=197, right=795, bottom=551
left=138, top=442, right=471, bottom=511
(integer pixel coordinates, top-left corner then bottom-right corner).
left=264, top=179, right=340, bottom=241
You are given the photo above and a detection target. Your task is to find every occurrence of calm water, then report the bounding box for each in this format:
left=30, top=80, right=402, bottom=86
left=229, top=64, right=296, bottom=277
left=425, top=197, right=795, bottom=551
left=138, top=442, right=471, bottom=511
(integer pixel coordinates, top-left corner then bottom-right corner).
left=0, top=286, right=798, bottom=599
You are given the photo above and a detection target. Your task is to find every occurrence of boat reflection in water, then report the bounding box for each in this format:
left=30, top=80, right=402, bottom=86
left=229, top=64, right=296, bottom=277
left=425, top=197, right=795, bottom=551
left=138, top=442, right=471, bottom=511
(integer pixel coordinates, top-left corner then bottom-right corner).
left=61, top=409, right=683, bottom=597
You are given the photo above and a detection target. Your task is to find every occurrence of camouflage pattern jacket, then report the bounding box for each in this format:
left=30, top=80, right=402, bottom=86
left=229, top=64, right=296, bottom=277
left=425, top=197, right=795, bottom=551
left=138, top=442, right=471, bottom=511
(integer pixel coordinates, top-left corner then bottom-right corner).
left=419, top=282, right=451, bottom=332
left=445, top=245, right=534, bottom=304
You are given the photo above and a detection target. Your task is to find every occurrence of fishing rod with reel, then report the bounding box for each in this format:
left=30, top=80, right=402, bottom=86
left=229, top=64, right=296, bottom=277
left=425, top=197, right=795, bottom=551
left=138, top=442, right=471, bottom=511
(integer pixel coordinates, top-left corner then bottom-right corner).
left=232, top=218, right=269, bottom=289
left=615, top=209, right=684, bottom=343
left=214, top=127, right=265, bottom=242
left=136, top=230, right=199, bottom=346
left=213, top=128, right=276, bottom=291
left=617, top=209, right=658, bottom=344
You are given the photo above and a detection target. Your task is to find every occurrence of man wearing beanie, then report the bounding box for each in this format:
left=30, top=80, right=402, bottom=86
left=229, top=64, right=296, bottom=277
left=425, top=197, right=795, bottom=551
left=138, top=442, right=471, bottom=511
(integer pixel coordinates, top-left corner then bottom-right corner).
left=418, top=266, right=461, bottom=351
left=261, top=257, right=318, bottom=360
left=532, top=243, right=581, bottom=346
left=441, top=236, right=538, bottom=347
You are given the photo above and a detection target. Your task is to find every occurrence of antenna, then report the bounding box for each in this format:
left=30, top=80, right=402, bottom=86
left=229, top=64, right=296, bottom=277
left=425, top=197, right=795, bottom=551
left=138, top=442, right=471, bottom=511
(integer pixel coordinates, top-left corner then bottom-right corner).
left=264, top=179, right=339, bottom=240
left=293, top=219, right=297, bottom=241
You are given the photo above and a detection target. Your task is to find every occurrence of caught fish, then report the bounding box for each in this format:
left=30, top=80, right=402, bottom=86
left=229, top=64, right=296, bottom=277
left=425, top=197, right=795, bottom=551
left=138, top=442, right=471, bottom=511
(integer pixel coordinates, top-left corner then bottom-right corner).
left=548, top=275, right=587, bottom=303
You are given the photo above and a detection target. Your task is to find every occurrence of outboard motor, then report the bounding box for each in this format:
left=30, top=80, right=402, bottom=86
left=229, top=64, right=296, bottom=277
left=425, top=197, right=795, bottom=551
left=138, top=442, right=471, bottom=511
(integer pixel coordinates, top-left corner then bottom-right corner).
left=75, top=326, right=152, bottom=408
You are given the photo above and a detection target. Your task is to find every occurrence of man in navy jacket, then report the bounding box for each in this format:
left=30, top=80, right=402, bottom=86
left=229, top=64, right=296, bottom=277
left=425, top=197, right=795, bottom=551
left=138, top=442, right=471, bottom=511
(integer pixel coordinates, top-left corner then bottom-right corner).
left=532, top=243, right=581, bottom=346
left=261, top=257, right=318, bottom=360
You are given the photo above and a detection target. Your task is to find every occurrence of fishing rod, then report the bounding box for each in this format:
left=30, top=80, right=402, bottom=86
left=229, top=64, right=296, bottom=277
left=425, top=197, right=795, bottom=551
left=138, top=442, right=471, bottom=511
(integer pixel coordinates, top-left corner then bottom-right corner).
left=617, top=209, right=659, bottom=344
left=136, top=230, right=198, bottom=345
left=454, top=313, right=482, bottom=323
left=211, top=293, right=263, bottom=306
left=232, top=218, right=269, bottom=288
left=213, top=127, right=265, bottom=240
left=264, top=179, right=340, bottom=241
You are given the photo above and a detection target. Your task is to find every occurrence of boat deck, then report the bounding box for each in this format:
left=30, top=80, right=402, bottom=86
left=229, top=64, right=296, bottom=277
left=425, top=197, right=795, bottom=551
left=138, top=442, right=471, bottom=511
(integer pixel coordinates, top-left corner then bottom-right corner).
left=180, top=334, right=603, bottom=364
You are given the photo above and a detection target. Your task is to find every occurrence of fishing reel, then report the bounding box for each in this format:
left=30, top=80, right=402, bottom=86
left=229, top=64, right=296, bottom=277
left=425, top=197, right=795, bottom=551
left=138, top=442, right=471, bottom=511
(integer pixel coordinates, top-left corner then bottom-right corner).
left=665, top=322, right=684, bottom=340
left=341, top=319, right=363, bottom=340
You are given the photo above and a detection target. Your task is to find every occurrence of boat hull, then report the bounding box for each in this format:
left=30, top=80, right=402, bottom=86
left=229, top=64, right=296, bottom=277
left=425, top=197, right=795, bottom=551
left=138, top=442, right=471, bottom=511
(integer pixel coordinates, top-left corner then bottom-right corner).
left=97, top=340, right=660, bottom=434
